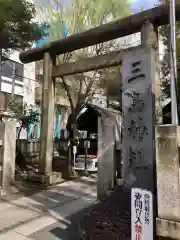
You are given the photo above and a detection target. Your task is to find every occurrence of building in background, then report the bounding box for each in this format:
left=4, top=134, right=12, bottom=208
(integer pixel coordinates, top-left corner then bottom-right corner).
left=34, top=59, right=70, bottom=139
left=0, top=50, right=36, bottom=113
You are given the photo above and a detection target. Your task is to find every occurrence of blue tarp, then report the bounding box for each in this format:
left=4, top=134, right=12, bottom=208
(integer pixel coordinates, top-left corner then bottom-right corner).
left=35, top=22, right=68, bottom=48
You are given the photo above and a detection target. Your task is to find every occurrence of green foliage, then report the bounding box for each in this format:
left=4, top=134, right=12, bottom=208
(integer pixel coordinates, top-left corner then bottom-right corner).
left=159, top=22, right=180, bottom=100
left=98, top=66, right=122, bottom=107
left=140, top=8, right=145, bottom=12
left=45, top=0, right=130, bottom=38
left=158, top=0, right=180, bottom=101
left=8, top=101, right=39, bottom=130
left=8, top=101, right=39, bottom=170
left=0, top=0, right=46, bottom=49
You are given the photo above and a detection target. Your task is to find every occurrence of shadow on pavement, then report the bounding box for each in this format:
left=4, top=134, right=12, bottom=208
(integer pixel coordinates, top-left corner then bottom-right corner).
left=0, top=180, right=96, bottom=238
left=47, top=186, right=131, bottom=240
left=49, top=208, right=89, bottom=240
left=77, top=185, right=131, bottom=240
left=28, top=201, right=95, bottom=240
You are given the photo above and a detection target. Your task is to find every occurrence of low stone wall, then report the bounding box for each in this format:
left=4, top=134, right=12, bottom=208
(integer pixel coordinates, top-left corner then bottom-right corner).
left=156, top=125, right=180, bottom=221
left=17, top=138, right=68, bottom=162
left=156, top=125, right=180, bottom=239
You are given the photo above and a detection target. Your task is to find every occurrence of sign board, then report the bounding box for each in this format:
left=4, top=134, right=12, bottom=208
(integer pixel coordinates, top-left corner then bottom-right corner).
left=131, top=188, right=153, bottom=240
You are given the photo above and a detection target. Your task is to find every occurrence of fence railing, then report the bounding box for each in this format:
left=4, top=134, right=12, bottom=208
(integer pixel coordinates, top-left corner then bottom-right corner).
left=17, top=138, right=98, bottom=156
left=17, top=138, right=69, bottom=157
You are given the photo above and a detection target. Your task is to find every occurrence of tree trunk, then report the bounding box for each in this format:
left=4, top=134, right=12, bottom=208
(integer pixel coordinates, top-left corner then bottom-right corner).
left=66, top=103, right=83, bottom=177
left=16, top=124, right=27, bottom=171
left=17, top=124, right=23, bottom=140
left=106, top=95, right=110, bottom=108
left=66, top=112, right=77, bottom=177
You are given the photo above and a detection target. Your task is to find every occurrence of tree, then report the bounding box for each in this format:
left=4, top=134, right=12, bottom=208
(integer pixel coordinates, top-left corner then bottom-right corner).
left=158, top=0, right=180, bottom=122
left=8, top=101, right=39, bottom=170
left=8, top=101, right=39, bottom=139
left=160, top=21, right=180, bottom=100
left=98, top=66, right=122, bottom=109
left=158, top=0, right=180, bottom=99
left=43, top=0, right=130, bottom=135
left=0, top=0, right=45, bottom=50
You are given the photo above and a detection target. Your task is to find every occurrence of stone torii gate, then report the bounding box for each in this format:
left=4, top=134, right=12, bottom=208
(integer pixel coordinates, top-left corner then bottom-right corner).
left=19, top=3, right=180, bottom=239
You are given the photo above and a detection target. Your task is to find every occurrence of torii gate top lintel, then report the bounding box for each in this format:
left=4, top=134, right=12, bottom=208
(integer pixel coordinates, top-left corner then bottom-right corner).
left=19, top=3, right=180, bottom=64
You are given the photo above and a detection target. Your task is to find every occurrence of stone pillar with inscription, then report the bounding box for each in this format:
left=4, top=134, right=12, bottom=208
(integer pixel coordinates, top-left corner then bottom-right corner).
left=121, top=23, right=161, bottom=192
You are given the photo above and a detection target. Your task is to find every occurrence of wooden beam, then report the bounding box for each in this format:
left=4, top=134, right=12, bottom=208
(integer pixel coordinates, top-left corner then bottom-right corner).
left=19, top=3, right=180, bottom=64
left=52, top=50, right=122, bottom=77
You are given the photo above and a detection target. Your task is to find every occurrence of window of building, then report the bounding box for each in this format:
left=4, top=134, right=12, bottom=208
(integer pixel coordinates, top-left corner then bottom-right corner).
left=1, top=58, right=14, bottom=79
left=1, top=57, right=24, bottom=81
left=14, top=61, right=24, bottom=81
left=0, top=92, right=23, bottom=112
left=5, top=93, right=23, bottom=109
left=36, top=73, right=43, bottom=82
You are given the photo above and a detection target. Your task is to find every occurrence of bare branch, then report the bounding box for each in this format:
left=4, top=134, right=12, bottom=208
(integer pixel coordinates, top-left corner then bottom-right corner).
left=77, top=77, right=83, bottom=104
left=85, top=87, right=98, bottom=103
left=83, top=73, right=96, bottom=98
left=43, top=0, right=130, bottom=115
left=56, top=56, right=74, bottom=112
left=61, top=76, right=74, bottom=112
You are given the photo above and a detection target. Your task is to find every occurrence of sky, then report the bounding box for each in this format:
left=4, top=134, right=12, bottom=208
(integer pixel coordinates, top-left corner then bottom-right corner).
left=34, top=0, right=159, bottom=47
left=34, top=0, right=158, bottom=12
left=131, top=0, right=158, bottom=12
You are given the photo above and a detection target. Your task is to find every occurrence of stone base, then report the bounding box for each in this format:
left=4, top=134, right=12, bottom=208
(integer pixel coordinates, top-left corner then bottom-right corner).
left=83, top=171, right=89, bottom=177
left=116, top=179, right=123, bottom=186
left=26, top=172, right=64, bottom=185
left=157, top=218, right=180, bottom=240
left=69, top=171, right=78, bottom=179
left=0, top=185, right=19, bottom=197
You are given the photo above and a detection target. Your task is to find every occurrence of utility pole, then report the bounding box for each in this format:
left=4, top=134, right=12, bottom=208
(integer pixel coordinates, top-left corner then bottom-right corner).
left=0, top=49, right=5, bottom=117
left=0, top=49, right=2, bottom=114
left=169, top=0, right=178, bottom=124
left=11, top=62, right=15, bottom=101
left=0, top=49, right=2, bottom=93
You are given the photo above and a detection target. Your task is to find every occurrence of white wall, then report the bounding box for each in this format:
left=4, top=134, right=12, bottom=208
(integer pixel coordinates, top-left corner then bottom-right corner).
left=159, top=38, right=165, bottom=61
left=1, top=51, right=36, bottom=105
left=22, top=56, right=36, bottom=105
left=92, top=94, right=107, bottom=108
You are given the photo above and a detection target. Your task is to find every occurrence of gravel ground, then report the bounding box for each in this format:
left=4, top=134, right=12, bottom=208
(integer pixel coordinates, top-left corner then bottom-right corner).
left=79, top=186, right=131, bottom=240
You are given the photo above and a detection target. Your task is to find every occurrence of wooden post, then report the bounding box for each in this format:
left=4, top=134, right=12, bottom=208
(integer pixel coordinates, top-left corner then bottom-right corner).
left=39, top=52, right=55, bottom=175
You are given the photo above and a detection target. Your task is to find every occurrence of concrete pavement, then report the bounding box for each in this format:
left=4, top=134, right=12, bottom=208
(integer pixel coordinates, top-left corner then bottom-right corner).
left=0, top=179, right=97, bottom=239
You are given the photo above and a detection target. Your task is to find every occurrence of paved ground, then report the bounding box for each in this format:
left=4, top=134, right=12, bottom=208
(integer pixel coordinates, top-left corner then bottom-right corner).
left=0, top=177, right=97, bottom=240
